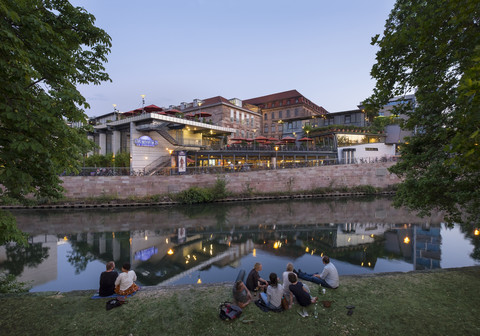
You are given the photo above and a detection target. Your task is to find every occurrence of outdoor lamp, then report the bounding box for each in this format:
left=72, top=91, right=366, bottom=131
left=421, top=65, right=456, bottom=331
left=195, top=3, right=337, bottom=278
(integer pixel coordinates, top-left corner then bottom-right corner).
left=474, top=229, right=479, bottom=236
left=404, top=237, right=410, bottom=244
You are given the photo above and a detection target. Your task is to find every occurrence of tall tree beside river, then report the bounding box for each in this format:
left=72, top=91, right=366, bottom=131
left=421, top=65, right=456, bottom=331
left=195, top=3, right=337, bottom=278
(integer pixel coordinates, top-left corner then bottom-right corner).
left=366, top=0, right=480, bottom=225
left=0, top=1, right=111, bottom=244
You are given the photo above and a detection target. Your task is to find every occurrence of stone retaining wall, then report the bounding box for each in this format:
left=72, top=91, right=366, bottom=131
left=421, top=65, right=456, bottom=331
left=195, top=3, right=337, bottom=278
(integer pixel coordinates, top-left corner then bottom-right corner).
left=60, top=162, right=401, bottom=199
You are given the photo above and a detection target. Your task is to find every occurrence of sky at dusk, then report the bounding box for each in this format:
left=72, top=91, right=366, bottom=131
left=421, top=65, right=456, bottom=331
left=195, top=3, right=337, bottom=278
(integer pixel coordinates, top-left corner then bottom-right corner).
left=72, top=0, right=397, bottom=117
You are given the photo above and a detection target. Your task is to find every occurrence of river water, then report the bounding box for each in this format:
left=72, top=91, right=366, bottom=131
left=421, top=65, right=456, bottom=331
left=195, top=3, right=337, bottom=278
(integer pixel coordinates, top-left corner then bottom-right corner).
left=1, top=197, right=478, bottom=292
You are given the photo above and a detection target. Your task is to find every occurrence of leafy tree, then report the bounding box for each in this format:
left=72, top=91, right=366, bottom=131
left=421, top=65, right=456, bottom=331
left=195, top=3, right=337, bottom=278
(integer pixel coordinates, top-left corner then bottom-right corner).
left=0, top=0, right=111, bottom=204
left=366, top=0, right=480, bottom=224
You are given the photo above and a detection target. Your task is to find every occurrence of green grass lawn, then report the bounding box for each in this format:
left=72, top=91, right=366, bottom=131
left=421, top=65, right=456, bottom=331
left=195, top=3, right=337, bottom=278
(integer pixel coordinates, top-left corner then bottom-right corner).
left=1, top=267, right=479, bottom=336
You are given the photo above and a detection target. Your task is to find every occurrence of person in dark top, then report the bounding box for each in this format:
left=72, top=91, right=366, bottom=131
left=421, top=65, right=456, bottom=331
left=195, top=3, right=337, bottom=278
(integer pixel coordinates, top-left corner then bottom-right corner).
left=99, top=261, right=118, bottom=297
left=245, top=262, right=268, bottom=292
left=288, top=272, right=317, bottom=307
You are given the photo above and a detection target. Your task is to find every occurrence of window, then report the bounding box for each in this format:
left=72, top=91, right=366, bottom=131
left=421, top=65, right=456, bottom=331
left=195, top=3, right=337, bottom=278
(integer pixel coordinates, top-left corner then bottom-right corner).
left=264, top=124, right=268, bottom=133
left=272, top=102, right=275, bottom=108
left=271, top=124, right=276, bottom=132
left=365, top=147, right=379, bottom=151
left=279, top=101, right=282, bottom=107
left=328, top=118, right=334, bottom=125
left=242, top=112, right=245, bottom=124
left=295, top=108, right=299, bottom=116
left=278, top=124, right=283, bottom=132
left=287, top=100, right=290, bottom=105
left=345, top=115, right=351, bottom=123
left=230, top=109, right=234, bottom=122
left=250, top=116, right=254, bottom=126
left=271, top=111, right=275, bottom=119
left=264, top=113, right=267, bottom=120
left=279, top=110, right=283, bottom=119
left=288, top=122, right=293, bottom=129
left=286, top=109, right=290, bottom=117
left=295, top=98, right=299, bottom=103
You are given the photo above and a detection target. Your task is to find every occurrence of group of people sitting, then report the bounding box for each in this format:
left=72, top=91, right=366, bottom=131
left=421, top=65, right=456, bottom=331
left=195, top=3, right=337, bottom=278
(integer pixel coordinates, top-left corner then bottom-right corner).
left=233, top=256, right=339, bottom=313
left=99, top=261, right=140, bottom=297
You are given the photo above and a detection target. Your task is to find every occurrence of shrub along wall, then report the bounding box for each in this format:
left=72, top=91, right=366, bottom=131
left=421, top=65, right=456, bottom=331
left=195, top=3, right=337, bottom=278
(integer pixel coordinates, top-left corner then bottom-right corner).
left=60, top=162, right=401, bottom=199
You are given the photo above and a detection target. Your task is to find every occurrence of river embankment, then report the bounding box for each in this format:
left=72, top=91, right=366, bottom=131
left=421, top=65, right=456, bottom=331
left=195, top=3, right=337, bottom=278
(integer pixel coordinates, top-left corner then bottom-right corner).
left=1, top=266, right=478, bottom=336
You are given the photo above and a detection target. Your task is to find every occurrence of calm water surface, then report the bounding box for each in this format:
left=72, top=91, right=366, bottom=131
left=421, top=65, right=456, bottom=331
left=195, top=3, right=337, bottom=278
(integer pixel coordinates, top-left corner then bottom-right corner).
left=1, top=197, right=478, bottom=292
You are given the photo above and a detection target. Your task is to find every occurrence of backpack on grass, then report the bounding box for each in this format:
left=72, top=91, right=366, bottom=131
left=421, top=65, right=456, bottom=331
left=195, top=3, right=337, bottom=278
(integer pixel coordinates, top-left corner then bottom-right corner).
left=219, top=302, right=242, bottom=320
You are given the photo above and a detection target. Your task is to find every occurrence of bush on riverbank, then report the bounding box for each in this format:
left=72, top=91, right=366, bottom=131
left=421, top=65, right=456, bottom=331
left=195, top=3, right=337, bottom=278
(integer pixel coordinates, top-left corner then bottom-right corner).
left=0, top=267, right=478, bottom=336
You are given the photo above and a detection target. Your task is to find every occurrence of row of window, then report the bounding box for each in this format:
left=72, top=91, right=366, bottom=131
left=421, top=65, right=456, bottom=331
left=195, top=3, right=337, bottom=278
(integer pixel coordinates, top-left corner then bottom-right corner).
left=261, top=98, right=300, bottom=109
left=230, top=109, right=255, bottom=126
left=264, top=108, right=301, bottom=120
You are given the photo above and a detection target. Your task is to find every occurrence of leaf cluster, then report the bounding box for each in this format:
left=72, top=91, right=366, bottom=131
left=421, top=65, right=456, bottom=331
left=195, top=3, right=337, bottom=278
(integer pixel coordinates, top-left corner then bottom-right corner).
left=368, top=0, right=480, bottom=224
left=0, top=0, right=111, bottom=203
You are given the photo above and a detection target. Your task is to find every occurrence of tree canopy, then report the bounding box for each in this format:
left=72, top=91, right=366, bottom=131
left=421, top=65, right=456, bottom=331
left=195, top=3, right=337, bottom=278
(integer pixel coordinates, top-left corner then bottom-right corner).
left=366, top=0, right=480, bottom=225
left=0, top=0, right=111, bottom=203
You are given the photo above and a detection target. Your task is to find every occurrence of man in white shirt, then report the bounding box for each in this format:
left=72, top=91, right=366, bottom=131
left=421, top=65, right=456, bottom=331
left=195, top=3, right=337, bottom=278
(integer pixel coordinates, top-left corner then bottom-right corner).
left=296, top=256, right=339, bottom=289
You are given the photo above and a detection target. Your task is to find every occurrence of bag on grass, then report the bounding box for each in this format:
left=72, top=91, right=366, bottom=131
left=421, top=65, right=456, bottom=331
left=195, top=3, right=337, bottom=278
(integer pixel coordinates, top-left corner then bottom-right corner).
left=106, top=297, right=125, bottom=311
left=219, top=302, right=242, bottom=320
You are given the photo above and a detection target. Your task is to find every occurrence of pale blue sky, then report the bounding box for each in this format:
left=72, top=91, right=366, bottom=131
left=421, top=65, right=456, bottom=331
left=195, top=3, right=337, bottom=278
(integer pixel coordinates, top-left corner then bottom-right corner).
left=72, top=0, right=396, bottom=117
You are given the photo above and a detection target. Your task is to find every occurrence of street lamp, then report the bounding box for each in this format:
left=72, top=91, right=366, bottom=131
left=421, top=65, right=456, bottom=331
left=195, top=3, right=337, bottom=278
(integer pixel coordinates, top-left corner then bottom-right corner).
left=274, top=146, right=279, bottom=169
left=112, top=104, right=118, bottom=112
left=141, top=94, right=146, bottom=114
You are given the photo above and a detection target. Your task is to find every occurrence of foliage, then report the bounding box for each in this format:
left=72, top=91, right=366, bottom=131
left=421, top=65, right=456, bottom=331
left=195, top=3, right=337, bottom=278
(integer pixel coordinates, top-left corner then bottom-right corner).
left=0, top=273, right=30, bottom=293
left=174, top=187, right=214, bottom=204
left=0, top=0, right=111, bottom=203
left=84, top=152, right=130, bottom=168
left=0, top=210, right=27, bottom=245
left=210, top=176, right=229, bottom=199
left=366, top=0, right=480, bottom=224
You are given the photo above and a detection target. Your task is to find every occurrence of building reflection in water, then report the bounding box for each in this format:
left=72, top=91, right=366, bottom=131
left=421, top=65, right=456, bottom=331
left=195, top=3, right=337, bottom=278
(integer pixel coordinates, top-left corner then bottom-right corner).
left=0, top=198, right=475, bottom=291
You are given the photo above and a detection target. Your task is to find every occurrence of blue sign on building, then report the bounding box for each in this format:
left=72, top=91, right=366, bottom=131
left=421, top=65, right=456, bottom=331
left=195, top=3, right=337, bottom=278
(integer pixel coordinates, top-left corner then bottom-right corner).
left=134, top=136, right=158, bottom=147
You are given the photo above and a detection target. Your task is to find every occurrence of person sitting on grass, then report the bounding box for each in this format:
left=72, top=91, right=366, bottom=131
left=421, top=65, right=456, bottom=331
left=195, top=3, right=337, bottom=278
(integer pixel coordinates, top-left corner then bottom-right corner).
left=260, top=273, right=284, bottom=310
left=99, top=261, right=118, bottom=297
left=296, top=256, right=339, bottom=289
left=246, top=262, right=268, bottom=293
left=232, top=280, right=252, bottom=308
left=288, top=272, right=317, bottom=316
left=282, top=263, right=295, bottom=308
left=114, top=262, right=139, bottom=297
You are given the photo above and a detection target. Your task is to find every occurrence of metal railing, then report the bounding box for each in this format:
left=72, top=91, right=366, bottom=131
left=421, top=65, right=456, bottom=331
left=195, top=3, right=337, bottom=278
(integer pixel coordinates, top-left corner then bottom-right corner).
left=64, top=156, right=398, bottom=177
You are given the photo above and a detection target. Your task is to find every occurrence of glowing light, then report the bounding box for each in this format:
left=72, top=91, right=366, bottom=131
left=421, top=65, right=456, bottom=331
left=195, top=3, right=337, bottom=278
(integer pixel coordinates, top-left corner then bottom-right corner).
left=145, top=235, right=148, bottom=241
left=404, top=237, right=410, bottom=244
left=474, top=229, right=480, bottom=236
left=193, top=255, right=197, bottom=260
left=63, top=236, right=68, bottom=241
left=368, top=262, right=371, bottom=267
left=253, top=249, right=256, bottom=257
left=321, top=252, right=324, bottom=257
left=166, top=238, right=169, bottom=244
left=209, top=249, right=213, bottom=255
left=274, top=241, right=279, bottom=249
left=197, top=278, right=202, bottom=284
left=112, top=233, right=115, bottom=239
left=203, top=247, right=206, bottom=252
left=361, top=262, right=364, bottom=267
left=129, top=238, right=132, bottom=245
left=305, top=247, right=309, bottom=253
left=362, top=235, right=365, bottom=240
left=186, top=260, right=189, bottom=264
left=348, top=237, right=351, bottom=242
left=167, top=249, right=174, bottom=255
left=370, top=234, right=375, bottom=238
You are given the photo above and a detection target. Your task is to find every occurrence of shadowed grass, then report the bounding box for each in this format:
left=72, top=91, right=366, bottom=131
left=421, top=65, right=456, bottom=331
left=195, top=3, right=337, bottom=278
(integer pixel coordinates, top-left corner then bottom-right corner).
left=0, top=267, right=479, bottom=335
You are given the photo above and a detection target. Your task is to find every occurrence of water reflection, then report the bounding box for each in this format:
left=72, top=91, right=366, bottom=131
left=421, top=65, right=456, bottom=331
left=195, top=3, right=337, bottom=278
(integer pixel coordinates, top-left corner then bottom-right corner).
left=1, top=197, right=478, bottom=292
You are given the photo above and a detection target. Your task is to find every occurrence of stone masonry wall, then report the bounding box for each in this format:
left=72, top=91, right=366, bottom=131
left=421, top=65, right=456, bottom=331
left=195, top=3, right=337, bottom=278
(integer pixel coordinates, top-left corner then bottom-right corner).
left=60, top=162, right=401, bottom=199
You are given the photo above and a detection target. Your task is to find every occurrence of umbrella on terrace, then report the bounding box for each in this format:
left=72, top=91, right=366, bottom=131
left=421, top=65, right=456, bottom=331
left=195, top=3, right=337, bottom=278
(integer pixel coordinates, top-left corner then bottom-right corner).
left=281, top=136, right=297, bottom=142
left=298, top=137, right=314, bottom=141
left=254, top=136, right=268, bottom=142
left=230, top=136, right=246, bottom=141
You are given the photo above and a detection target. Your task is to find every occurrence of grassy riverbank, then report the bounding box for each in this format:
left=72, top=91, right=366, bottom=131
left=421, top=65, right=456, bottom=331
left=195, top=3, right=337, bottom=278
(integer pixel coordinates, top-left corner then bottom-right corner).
left=1, top=267, right=478, bottom=336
